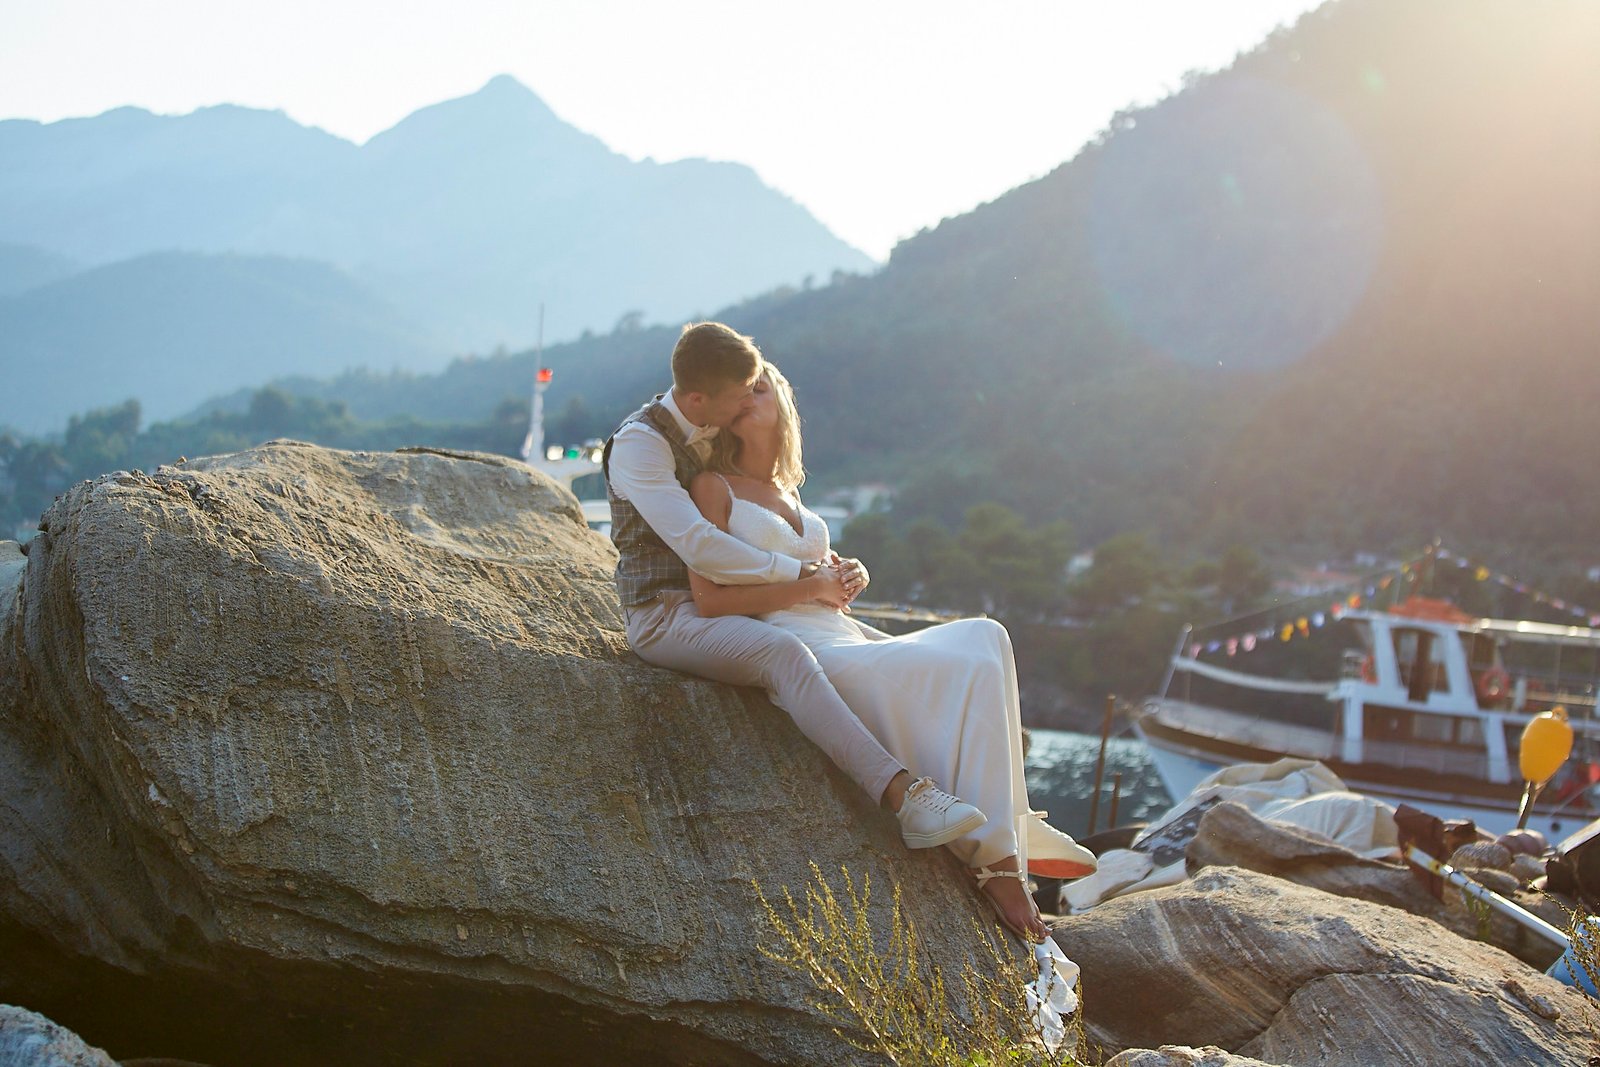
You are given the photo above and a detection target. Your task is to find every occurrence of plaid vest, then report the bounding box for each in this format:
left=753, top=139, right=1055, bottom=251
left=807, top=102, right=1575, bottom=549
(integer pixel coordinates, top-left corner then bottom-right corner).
left=603, top=398, right=706, bottom=607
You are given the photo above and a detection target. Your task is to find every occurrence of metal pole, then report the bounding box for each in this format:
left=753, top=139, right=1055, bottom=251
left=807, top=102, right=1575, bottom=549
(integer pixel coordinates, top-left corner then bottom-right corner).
left=1403, top=844, right=1568, bottom=949
left=1086, top=694, right=1115, bottom=837
left=1108, top=771, right=1123, bottom=830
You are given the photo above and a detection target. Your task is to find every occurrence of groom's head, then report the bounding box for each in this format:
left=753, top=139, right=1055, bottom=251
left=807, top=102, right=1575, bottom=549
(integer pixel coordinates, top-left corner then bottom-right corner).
left=671, top=322, right=764, bottom=429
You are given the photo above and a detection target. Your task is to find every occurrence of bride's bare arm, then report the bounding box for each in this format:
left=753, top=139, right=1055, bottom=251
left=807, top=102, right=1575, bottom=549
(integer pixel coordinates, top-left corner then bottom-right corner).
left=685, top=473, right=847, bottom=617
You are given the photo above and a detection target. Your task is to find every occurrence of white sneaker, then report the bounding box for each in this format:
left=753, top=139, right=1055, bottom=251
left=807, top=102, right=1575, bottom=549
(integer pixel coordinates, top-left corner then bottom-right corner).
left=897, top=777, right=986, bottom=849
left=1025, top=811, right=1098, bottom=879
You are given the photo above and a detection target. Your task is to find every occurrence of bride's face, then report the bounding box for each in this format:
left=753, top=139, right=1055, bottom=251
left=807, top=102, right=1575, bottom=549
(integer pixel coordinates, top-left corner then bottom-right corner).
left=730, top=376, right=780, bottom=444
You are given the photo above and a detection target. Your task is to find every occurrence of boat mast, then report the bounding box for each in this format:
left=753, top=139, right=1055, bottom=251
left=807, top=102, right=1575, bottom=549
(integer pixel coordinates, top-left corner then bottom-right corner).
left=1158, top=624, right=1193, bottom=700
left=519, top=303, right=547, bottom=463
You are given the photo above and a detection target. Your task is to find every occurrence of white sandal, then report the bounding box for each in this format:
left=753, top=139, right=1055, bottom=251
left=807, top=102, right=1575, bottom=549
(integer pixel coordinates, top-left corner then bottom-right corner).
left=973, top=865, right=1046, bottom=943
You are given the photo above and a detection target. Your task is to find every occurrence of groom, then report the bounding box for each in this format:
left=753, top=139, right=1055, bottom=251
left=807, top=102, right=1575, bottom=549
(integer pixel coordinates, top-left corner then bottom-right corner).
left=602, top=321, right=984, bottom=848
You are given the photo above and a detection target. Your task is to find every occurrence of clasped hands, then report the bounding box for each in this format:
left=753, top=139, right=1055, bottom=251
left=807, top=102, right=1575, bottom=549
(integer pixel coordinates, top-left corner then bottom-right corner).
left=809, top=552, right=870, bottom=611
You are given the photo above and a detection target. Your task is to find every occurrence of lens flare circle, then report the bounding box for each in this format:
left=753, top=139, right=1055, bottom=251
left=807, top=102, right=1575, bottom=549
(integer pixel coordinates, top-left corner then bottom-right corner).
left=1088, top=75, right=1383, bottom=371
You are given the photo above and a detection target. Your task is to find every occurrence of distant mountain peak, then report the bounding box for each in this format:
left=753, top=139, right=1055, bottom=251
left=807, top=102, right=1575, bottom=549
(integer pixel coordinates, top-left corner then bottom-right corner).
left=450, top=73, right=561, bottom=124
left=478, top=73, right=534, bottom=96
left=360, top=73, right=584, bottom=155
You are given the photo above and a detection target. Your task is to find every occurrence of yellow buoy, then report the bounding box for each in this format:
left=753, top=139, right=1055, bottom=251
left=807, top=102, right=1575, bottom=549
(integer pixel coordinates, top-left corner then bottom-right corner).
left=1519, top=707, right=1574, bottom=785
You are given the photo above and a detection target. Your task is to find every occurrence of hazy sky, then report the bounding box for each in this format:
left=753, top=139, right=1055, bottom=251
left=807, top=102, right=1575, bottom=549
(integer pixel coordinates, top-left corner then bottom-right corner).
left=1, top=1, right=1326, bottom=259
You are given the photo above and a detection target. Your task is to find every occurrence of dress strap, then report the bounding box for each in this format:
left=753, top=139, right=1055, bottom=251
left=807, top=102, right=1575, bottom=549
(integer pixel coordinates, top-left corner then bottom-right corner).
left=713, top=472, right=737, bottom=499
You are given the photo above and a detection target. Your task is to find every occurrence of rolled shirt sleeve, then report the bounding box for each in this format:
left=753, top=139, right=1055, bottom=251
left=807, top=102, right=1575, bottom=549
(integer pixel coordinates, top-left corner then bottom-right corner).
left=607, top=423, right=804, bottom=584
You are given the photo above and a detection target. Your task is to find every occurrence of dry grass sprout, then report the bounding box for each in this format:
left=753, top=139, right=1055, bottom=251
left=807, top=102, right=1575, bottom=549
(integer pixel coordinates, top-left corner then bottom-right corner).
left=755, top=862, right=1092, bottom=1066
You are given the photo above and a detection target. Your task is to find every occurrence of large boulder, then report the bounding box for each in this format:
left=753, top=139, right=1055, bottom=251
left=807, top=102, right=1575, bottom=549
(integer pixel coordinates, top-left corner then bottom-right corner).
left=1051, top=867, right=1590, bottom=1064
left=0, top=442, right=1003, bottom=1066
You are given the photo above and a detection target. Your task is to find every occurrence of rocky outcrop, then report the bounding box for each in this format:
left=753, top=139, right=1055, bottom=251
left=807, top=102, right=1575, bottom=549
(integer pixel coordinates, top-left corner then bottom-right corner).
left=1185, top=801, right=1431, bottom=911
left=1051, top=867, right=1592, bottom=1065
left=1187, top=801, right=1569, bottom=969
left=0, top=443, right=1005, bottom=1066
left=0, top=1005, right=117, bottom=1067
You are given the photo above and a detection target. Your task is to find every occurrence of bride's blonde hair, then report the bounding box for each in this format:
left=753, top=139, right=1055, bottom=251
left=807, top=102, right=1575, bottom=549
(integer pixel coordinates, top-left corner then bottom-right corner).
left=707, top=361, right=806, bottom=492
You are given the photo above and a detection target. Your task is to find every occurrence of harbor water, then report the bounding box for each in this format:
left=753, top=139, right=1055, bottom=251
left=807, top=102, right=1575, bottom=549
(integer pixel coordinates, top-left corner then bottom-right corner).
left=1023, top=727, right=1173, bottom=839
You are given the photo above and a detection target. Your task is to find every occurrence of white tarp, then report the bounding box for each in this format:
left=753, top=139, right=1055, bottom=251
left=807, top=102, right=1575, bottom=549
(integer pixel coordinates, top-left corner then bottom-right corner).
left=1062, top=757, right=1399, bottom=913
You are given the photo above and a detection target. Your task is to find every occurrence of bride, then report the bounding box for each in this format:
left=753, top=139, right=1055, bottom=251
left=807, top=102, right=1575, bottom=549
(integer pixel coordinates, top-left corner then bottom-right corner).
left=683, top=362, right=1096, bottom=942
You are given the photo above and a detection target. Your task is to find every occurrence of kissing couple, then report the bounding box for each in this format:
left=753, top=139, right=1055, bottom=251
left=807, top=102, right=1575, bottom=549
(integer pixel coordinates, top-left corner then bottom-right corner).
left=602, top=322, right=1096, bottom=942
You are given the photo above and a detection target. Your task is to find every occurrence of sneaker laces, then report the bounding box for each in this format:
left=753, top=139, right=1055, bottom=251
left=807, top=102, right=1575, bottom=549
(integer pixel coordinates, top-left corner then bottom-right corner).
left=905, top=776, right=956, bottom=813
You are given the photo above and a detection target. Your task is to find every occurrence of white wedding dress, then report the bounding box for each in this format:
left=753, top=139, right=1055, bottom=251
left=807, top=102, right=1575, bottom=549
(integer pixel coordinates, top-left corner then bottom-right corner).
left=724, top=486, right=1031, bottom=870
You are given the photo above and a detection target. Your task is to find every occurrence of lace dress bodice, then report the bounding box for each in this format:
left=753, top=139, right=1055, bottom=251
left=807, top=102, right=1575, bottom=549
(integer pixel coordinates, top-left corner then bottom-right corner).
left=726, top=494, right=831, bottom=560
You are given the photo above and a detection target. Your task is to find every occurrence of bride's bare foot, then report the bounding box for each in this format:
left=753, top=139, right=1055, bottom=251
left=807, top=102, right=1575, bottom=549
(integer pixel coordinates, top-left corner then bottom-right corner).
left=973, top=856, right=1050, bottom=942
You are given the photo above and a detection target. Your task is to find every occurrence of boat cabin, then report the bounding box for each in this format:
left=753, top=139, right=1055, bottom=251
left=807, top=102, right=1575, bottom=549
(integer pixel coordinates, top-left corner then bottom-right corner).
left=1142, top=596, right=1600, bottom=834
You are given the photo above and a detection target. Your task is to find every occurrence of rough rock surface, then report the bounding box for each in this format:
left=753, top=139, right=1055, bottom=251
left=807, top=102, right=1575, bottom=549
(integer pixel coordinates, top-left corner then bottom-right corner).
left=0, top=1004, right=117, bottom=1066
left=0, top=443, right=1007, bottom=1066
left=1051, top=867, right=1593, bottom=1064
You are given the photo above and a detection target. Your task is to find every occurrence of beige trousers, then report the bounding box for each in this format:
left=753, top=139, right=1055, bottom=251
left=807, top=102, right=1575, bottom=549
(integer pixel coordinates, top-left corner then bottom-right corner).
left=625, top=591, right=905, bottom=802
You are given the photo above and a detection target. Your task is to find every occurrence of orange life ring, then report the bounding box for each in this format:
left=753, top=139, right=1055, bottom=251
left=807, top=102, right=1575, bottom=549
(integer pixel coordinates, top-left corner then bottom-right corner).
left=1476, top=666, right=1510, bottom=704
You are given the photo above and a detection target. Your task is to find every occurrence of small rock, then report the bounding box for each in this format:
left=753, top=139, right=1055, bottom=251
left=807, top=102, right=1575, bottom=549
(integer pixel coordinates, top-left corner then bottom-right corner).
left=1501, top=977, right=1561, bottom=1020
left=1498, top=829, right=1549, bottom=856
left=1107, top=1046, right=1278, bottom=1067
left=1450, top=841, right=1512, bottom=870
left=1510, top=854, right=1546, bottom=884
left=0, top=1004, right=118, bottom=1066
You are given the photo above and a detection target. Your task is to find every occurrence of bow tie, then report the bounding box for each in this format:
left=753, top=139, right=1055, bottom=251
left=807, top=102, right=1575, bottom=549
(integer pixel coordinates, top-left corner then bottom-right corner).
left=686, top=425, right=720, bottom=457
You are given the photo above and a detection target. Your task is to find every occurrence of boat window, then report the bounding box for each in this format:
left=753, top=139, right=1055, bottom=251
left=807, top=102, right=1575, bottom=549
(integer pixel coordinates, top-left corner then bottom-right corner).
left=1365, top=707, right=1408, bottom=742
left=1391, top=627, right=1451, bottom=694
left=1365, top=706, right=1484, bottom=748
left=1461, top=633, right=1496, bottom=671
left=1411, top=714, right=1455, bottom=743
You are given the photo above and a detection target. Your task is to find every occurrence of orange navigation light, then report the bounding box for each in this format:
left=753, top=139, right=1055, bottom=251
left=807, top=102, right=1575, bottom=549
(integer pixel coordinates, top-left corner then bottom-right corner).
left=537, top=368, right=554, bottom=383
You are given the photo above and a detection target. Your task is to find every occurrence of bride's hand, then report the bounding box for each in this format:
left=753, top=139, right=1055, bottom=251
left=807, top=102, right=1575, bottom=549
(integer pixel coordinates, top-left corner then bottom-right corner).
left=808, top=564, right=852, bottom=610
left=832, top=554, right=870, bottom=602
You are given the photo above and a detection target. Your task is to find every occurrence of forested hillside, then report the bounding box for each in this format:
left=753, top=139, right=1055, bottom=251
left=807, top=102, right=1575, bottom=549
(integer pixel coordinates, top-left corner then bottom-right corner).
left=230, top=0, right=1599, bottom=567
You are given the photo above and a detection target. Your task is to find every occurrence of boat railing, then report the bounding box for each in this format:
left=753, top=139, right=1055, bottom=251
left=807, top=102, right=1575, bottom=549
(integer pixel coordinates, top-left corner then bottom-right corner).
left=1152, top=699, right=1338, bottom=760
left=1172, top=656, right=1337, bottom=696
left=1152, top=699, right=1491, bottom=779
left=1505, top=669, right=1598, bottom=715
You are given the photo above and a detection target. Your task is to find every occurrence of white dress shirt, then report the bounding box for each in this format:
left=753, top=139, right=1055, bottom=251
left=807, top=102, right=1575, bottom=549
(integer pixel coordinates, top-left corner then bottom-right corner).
left=608, top=389, right=804, bottom=585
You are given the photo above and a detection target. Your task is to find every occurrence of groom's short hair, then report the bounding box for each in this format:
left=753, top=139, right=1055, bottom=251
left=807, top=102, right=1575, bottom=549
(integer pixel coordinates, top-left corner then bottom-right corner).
left=672, top=322, right=763, bottom=395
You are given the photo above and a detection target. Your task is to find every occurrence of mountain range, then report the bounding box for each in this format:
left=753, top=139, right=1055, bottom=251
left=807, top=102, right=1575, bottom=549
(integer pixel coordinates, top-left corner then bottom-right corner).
left=0, top=75, right=871, bottom=433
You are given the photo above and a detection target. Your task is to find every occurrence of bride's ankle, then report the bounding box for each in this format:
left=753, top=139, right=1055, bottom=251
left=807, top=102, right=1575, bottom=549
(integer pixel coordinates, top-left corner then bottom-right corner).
left=972, top=854, right=1021, bottom=877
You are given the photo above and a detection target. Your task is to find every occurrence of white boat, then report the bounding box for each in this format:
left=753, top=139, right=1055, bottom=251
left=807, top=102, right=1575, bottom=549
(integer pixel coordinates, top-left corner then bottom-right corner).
left=1135, top=596, right=1600, bottom=840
